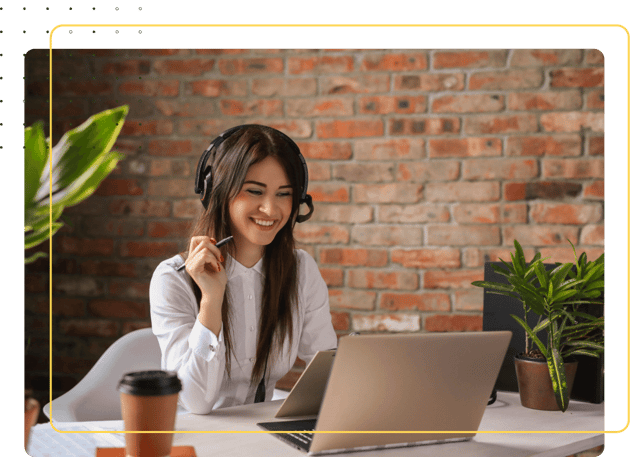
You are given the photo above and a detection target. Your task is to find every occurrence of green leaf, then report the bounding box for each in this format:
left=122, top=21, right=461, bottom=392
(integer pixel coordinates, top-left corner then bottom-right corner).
left=550, top=289, right=578, bottom=305
left=24, top=222, right=63, bottom=249
left=514, top=239, right=526, bottom=270
left=547, top=348, right=569, bottom=412
left=551, top=263, right=573, bottom=289
left=534, top=261, right=548, bottom=291
left=24, top=121, right=49, bottom=212
left=510, top=252, right=523, bottom=276
left=511, top=314, right=547, bottom=357
left=25, top=251, right=48, bottom=264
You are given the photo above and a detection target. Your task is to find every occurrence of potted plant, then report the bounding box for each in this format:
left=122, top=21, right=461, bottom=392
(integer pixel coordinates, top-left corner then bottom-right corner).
left=472, top=239, right=604, bottom=412
left=24, top=106, right=128, bottom=449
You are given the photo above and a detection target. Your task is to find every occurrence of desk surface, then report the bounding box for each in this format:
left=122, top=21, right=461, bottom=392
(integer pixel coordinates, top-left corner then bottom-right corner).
left=31, top=392, right=604, bottom=457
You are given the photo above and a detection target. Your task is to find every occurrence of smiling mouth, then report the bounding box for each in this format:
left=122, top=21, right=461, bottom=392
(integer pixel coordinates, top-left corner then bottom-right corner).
left=252, top=218, right=275, bottom=228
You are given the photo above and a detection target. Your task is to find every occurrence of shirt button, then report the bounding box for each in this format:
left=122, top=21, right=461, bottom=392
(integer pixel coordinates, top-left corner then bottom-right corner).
left=248, top=295, right=253, bottom=300
left=250, top=326, right=255, bottom=332
left=250, top=358, right=255, bottom=363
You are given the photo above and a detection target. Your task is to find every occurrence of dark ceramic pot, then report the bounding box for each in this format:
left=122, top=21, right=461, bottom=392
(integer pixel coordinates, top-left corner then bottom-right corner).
left=514, top=355, right=578, bottom=411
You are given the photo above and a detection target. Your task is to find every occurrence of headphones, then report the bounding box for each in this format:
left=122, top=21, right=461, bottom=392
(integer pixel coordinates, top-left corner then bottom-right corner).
left=194, top=124, right=314, bottom=223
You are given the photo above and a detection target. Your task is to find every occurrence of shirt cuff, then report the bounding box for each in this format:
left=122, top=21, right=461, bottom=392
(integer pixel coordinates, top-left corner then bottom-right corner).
left=188, top=318, right=223, bottom=361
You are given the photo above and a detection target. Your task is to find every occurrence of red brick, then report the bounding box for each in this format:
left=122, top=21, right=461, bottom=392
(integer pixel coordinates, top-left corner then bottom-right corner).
left=297, top=141, right=352, bottom=160
left=118, top=80, right=179, bottom=96
left=351, top=225, right=424, bottom=247
left=56, top=236, right=114, bottom=256
left=320, top=268, right=344, bottom=287
left=584, top=181, right=604, bottom=199
left=293, top=224, right=350, bottom=245
left=427, top=226, right=500, bottom=246
left=154, top=100, right=216, bottom=117
left=354, top=183, right=423, bottom=203
left=586, top=90, right=604, bottom=109
left=194, top=49, right=246, bottom=55
left=310, top=204, right=373, bottom=224
left=149, top=159, right=191, bottom=177
left=540, top=112, right=604, bottom=132
left=120, top=241, right=179, bottom=257
left=454, top=290, right=484, bottom=311
left=218, top=58, right=283, bottom=75
left=308, top=162, right=332, bottom=181
left=80, top=260, right=139, bottom=278
left=173, top=199, right=203, bottom=219
left=354, top=138, right=425, bottom=160
left=53, top=80, right=114, bottom=96
left=328, top=289, right=376, bottom=310
left=48, top=298, right=86, bottom=317
left=320, top=248, right=388, bottom=267
left=320, top=75, right=390, bottom=94
left=360, top=52, right=428, bottom=71
left=82, top=217, right=145, bottom=237
left=394, top=73, right=465, bottom=91
left=580, top=225, right=604, bottom=246
left=585, top=50, right=604, bottom=65
left=330, top=311, right=350, bottom=331
left=287, top=98, right=353, bottom=117
left=288, top=56, right=354, bottom=74
left=502, top=226, right=578, bottom=246
left=220, top=99, right=283, bottom=117
left=506, top=135, right=581, bottom=157
left=353, top=313, right=420, bottom=332
left=588, top=136, right=604, bottom=155
left=333, top=163, right=395, bottom=182
left=378, top=204, right=450, bottom=223
left=452, top=204, right=500, bottom=224
left=538, top=247, right=604, bottom=264
left=147, top=179, right=191, bottom=197
left=424, top=270, right=483, bottom=289
left=153, top=59, right=214, bottom=75
left=95, top=178, right=143, bottom=196
left=348, top=270, right=418, bottom=290
left=432, top=94, right=504, bottom=113
left=530, top=203, right=602, bottom=225
left=425, top=182, right=500, bottom=202
left=265, top=120, right=313, bottom=139
left=462, top=158, right=538, bottom=180
left=316, top=120, right=383, bottom=138
left=464, top=114, right=538, bottom=134
left=434, top=50, right=506, bottom=69
left=510, top=50, right=581, bottom=67
left=380, top=293, right=450, bottom=311
left=359, top=95, right=427, bottom=114
left=101, top=59, right=151, bottom=76
left=462, top=247, right=537, bottom=268
left=550, top=68, right=604, bottom=87
left=59, top=319, right=119, bottom=338
left=425, top=315, right=482, bottom=332
left=108, top=199, right=171, bottom=217
left=88, top=299, right=149, bottom=318
left=109, top=280, right=151, bottom=298
left=252, top=78, right=317, bottom=97
left=542, top=159, right=604, bottom=178
left=396, top=161, right=459, bottom=182
left=501, top=204, right=528, bottom=223
left=389, top=117, right=460, bottom=135
left=148, top=221, right=193, bottom=238
left=391, top=249, right=460, bottom=268
left=121, top=120, right=173, bottom=136
left=508, top=90, right=582, bottom=111
left=469, top=70, right=543, bottom=90
left=188, top=79, right=247, bottom=97
left=308, top=183, right=350, bottom=203
left=178, top=119, right=236, bottom=136
left=428, top=138, right=501, bottom=158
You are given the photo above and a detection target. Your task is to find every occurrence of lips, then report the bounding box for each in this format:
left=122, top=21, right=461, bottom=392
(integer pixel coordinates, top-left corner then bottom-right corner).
left=251, top=218, right=276, bottom=230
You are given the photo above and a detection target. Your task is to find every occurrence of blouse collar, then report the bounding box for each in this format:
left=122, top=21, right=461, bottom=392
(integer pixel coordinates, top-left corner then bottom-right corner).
left=226, top=254, right=265, bottom=279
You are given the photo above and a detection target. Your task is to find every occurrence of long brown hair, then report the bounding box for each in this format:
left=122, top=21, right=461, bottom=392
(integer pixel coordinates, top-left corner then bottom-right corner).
left=182, top=125, right=303, bottom=386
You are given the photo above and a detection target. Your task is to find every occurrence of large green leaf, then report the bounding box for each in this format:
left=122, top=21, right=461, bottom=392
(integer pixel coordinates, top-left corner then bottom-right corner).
left=24, top=121, right=49, bottom=213
left=511, top=314, right=547, bottom=357
left=547, top=348, right=569, bottom=412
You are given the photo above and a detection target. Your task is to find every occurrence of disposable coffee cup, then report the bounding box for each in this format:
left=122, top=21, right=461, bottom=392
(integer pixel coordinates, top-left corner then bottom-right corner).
left=118, top=370, right=182, bottom=457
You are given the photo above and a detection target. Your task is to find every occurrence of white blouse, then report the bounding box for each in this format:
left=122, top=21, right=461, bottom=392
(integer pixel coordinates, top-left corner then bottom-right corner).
left=149, top=249, right=337, bottom=414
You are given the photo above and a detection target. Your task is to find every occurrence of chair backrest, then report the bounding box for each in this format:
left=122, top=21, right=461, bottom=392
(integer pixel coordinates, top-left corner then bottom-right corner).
left=44, top=328, right=162, bottom=422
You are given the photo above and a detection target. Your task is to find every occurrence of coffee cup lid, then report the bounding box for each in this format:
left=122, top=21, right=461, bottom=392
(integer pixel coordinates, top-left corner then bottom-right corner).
left=118, top=370, right=182, bottom=396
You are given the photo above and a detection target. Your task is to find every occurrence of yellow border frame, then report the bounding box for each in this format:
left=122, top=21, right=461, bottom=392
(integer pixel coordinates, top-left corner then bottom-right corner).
left=45, top=24, right=627, bottom=438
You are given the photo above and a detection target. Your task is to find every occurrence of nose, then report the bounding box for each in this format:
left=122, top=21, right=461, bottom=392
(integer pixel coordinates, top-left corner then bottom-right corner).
left=258, top=196, right=275, bottom=216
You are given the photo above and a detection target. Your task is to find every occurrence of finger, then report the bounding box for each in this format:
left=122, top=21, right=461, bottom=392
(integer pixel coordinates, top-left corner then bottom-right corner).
left=189, top=235, right=217, bottom=253
left=190, top=238, right=221, bottom=260
left=190, top=247, right=222, bottom=273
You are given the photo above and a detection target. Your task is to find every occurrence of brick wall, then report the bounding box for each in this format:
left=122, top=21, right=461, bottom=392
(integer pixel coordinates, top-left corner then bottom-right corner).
left=24, top=49, right=604, bottom=405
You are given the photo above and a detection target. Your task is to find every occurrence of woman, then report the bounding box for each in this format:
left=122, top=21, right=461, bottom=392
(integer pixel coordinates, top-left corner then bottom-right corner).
left=149, top=125, right=337, bottom=414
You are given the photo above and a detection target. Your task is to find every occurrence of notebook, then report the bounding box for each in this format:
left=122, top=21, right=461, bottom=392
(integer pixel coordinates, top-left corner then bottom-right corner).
left=259, top=331, right=511, bottom=455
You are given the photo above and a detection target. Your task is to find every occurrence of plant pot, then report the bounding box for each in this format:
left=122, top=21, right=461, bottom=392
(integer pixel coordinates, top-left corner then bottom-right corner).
left=25, top=397, right=40, bottom=452
left=514, top=355, right=578, bottom=411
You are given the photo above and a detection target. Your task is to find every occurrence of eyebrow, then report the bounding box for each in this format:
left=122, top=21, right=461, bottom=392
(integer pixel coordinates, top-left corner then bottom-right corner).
left=244, top=180, right=292, bottom=189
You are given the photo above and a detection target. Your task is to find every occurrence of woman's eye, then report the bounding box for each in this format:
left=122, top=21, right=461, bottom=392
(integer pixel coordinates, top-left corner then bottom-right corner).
left=246, top=189, right=263, bottom=196
left=278, top=192, right=293, bottom=197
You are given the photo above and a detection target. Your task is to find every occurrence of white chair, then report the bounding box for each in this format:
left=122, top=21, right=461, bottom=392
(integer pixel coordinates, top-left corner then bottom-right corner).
left=43, top=327, right=290, bottom=422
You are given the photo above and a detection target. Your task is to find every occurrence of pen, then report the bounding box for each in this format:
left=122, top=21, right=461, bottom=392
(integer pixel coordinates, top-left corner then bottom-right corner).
left=176, top=236, right=233, bottom=271
left=214, top=235, right=234, bottom=248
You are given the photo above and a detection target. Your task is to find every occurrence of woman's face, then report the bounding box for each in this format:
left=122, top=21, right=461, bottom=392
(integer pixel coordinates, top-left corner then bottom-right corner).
left=228, top=156, right=293, bottom=259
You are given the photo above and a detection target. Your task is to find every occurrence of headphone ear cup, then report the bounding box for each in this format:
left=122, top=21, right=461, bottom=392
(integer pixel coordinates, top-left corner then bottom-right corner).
left=200, top=169, right=213, bottom=210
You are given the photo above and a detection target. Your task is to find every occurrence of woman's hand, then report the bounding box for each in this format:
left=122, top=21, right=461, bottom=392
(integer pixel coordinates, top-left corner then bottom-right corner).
left=185, top=236, right=227, bottom=335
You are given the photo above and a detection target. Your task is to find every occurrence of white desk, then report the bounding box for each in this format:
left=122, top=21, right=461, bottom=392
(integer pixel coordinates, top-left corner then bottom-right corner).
left=30, top=392, right=604, bottom=457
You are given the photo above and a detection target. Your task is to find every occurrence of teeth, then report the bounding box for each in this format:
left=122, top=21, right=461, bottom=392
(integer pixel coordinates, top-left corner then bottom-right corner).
left=253, top=219, right=274, bottom=227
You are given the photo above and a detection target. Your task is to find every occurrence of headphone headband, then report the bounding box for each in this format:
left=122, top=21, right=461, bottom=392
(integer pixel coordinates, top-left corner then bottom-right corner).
left=194, top=124, right=314, bottom=223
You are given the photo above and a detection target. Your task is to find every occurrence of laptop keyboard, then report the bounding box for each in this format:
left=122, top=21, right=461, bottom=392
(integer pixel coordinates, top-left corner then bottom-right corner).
left=257, top=418, right=317, bottom=451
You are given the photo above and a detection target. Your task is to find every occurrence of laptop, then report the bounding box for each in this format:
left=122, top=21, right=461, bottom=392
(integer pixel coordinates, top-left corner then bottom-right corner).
left=258, top=331, right=511, bottom=455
